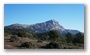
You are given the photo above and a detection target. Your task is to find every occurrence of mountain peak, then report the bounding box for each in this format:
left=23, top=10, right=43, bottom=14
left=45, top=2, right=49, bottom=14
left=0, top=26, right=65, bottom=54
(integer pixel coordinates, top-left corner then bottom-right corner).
left=8, top=19, right=65, bottom=32
left=47, top=19, right=57, bottom=22
left=46, top=19, right=58, bottom=24
left=49, top=19, right=56, bottom=21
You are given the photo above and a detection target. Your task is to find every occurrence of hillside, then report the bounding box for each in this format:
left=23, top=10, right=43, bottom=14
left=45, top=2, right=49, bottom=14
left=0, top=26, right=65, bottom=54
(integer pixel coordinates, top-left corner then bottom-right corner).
left=4, top=20, right=84, bottom=49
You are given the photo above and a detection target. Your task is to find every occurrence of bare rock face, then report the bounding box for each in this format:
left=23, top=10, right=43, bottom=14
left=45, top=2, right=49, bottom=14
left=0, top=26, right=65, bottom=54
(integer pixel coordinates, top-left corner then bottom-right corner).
left=28, top=19, right=65, bottom=32
left=5, top=19, right=81, bottom=34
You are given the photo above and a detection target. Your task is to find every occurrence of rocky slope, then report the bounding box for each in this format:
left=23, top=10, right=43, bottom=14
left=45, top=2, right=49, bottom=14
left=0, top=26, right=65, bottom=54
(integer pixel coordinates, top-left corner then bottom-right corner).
left=5, top=19, right=81, bottom=35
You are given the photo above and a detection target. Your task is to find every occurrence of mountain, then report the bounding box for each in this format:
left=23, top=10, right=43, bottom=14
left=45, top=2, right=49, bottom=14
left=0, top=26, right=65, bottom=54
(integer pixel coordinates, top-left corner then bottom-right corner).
left=4, top=19, right=82, bottom=35
left=29, top=19, right=65, bottom=32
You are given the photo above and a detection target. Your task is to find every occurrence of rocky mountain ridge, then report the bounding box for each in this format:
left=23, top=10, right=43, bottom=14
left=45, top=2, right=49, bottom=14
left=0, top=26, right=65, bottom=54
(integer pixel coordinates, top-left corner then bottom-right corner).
left=5, top=19, right=82, bottom=35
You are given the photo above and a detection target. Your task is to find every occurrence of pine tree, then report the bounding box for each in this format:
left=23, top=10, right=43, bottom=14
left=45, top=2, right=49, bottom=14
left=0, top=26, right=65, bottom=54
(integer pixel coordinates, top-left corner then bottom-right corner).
left=73, top=32, right=84, bottom=44
left=49, top=30, right=61, bottom=42
left=66, top=32, right=73, bottom=43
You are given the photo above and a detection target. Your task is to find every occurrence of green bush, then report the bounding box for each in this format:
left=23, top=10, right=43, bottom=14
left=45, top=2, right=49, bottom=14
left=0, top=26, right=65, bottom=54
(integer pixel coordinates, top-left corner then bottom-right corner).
left=17, top=32, right=27, bottom=37
left=63, top=47, right=67, bottom=49
left=37, top=40, right=42, bottom=42
left=20, top=42, right=34, bottom=48
left=45, top=42, right=60, bottom=49
left=10, top=36, right=20, bottom=42
left=4, top=32, right=8, bottom=36
left=41, top=36, right=48, bottom=41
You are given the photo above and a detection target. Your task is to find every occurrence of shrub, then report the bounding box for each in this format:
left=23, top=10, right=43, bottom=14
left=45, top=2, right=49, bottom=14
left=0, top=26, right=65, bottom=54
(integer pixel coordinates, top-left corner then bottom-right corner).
left=37, top=40, right=42, bottom=42
left=41, top=36, right=48, bottom=41
left=10, top=36, right=20, bottom=42
left=20, top=42, right=34, bottom=48
left=4, top=32, right=8, bottom=36
left=17, top=32, right=27, bottom=37
left=63, top=47, right=67, bottom=49
left=45, top=42, right=60, bottom=49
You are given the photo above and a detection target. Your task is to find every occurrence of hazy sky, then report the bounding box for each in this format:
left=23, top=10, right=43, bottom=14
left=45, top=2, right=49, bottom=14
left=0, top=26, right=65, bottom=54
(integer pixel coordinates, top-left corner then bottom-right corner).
left=4, top=4, right=84, bottom=32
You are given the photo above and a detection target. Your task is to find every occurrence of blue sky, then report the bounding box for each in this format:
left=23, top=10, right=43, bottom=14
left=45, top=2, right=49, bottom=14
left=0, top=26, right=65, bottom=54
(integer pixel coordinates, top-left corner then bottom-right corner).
left=4, top=4, right=84, bottom=32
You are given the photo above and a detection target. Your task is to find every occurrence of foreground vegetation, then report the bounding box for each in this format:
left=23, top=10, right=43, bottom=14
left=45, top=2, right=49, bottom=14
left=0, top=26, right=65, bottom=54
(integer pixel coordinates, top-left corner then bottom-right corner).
left=4, top=28, right=84, bottom=49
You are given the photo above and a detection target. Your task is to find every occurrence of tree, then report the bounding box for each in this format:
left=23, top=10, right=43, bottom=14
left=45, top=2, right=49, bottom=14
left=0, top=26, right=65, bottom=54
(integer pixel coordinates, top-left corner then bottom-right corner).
left=49, top=30, right=61, bottom=41
left=73, top=32, right=84, bottom=44
left=66, top=32, right=73, bottom=43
